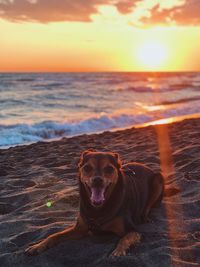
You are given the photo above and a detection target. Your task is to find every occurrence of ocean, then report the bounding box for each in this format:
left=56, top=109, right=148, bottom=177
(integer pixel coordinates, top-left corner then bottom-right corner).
left=0, top=72, right=200, bottom=148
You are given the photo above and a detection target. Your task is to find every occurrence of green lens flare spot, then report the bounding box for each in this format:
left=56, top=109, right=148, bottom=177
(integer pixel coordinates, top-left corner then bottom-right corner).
left=46, top=201, right=52, bottom=208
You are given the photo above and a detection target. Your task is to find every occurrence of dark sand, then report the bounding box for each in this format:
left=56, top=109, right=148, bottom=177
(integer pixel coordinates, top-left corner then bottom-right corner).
left=0, top=118, right=199, bottom=267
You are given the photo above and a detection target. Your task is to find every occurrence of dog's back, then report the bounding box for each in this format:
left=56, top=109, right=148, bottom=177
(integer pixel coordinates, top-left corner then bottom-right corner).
left=120, top=162, right=164, bottom=228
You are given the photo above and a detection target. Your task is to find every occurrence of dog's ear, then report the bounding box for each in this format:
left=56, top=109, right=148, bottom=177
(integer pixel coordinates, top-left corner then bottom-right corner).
left=112, top=153, right=119, bottom=161
left=78, top=149, right=96, bottom=168
left=111, top=152, right=122, bottom=169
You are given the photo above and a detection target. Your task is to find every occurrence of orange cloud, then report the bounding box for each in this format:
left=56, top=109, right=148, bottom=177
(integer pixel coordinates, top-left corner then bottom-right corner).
left=0, top=0, right=138, bottom=22
left=0, top=0, right=199, bottom=26
left=115, top=0, right=137, bottom=14
left=140, top=0, right=200, bottom=26
left=0, top=0, right=108, bottom=23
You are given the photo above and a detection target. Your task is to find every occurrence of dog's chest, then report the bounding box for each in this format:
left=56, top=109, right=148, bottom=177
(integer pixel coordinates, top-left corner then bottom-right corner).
left=87, top=216, right=125, bottom=236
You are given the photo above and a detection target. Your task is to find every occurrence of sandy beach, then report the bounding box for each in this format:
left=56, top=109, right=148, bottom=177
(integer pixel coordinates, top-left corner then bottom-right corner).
left=0, top=117, right=199, bottom=267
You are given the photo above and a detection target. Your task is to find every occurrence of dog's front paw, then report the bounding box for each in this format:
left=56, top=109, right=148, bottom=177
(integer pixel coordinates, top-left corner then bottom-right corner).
left=25, top=241, right=47, bottom=256
left=111, top=247, right=127, bottom=257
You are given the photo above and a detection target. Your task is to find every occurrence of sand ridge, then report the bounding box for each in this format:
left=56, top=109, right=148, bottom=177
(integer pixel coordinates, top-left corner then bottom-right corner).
left=0, top=118, right=200, bottom=266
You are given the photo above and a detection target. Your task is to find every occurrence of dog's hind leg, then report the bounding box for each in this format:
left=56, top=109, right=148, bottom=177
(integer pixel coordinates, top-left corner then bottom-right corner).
left=142, top=173, right=164, bottom=223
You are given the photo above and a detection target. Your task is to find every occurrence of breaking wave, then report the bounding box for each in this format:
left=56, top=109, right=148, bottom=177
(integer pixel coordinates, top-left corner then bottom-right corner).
left=1, top=102, right=200, bottom=147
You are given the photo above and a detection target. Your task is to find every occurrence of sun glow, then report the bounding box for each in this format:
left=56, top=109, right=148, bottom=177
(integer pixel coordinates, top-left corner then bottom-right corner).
left=136, top=41, right=168, bottom=70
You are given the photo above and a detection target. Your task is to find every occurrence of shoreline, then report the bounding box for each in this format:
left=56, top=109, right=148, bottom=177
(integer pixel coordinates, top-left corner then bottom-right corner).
left=1, top=113, right=200, bottom=151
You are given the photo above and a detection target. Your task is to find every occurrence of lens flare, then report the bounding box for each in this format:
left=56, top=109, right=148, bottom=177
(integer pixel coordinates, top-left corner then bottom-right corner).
left=46, top=201, right=52, bottom=208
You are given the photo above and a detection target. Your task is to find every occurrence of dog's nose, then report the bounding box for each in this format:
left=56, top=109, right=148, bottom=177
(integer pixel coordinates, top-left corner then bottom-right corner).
left=91, top=176, right=103, bottom=187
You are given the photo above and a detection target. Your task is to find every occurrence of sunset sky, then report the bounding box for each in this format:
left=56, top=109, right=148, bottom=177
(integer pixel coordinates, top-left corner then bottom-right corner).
left=0, top=0, right=200, bottom=72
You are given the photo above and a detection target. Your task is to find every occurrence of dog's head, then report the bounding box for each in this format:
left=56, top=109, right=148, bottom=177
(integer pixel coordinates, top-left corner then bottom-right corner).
left=78, top=150, right=121, bottom=207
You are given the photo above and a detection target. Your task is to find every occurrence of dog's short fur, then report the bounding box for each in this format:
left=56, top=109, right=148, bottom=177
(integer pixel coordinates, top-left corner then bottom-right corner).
left=26, top=150, right=164, bottom=257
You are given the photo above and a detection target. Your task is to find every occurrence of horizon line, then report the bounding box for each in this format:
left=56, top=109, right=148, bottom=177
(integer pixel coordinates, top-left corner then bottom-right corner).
left=0, top=70, right=200, bottom=73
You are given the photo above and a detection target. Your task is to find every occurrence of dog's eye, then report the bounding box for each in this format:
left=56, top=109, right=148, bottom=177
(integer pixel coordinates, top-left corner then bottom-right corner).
left=104, top=165, right=115, bottom=174
left=83, top=164, right=93, bottom=173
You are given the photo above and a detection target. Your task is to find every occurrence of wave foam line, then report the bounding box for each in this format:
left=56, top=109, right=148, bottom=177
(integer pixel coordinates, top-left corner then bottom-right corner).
left=0, top=103, right=200, bottom=147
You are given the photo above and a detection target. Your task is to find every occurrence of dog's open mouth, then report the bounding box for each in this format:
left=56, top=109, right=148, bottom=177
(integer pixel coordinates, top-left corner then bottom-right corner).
left=84, top=182, right=111, bottom=207
left=84, top=183, right=111, bottom=207
left=90, top=186, right=106, bottom=206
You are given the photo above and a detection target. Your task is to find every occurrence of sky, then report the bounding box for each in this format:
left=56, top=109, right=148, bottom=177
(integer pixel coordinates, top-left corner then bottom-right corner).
left=0, top=0, right=200, bottom=72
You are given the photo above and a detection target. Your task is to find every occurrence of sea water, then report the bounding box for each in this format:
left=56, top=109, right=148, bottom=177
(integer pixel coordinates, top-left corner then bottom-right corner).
left=0, top=72, right=199, bottom=147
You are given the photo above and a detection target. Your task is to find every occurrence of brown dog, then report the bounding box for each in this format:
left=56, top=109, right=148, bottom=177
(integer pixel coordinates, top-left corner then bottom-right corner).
left=26, top=150, right=164, bottom=257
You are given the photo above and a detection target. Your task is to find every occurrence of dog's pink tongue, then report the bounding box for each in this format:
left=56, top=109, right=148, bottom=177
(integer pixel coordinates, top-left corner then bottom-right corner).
left=90, top=187, right=105, bottom=205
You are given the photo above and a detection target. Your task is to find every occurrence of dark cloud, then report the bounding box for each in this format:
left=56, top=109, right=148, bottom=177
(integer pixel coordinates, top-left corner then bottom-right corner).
left=0, top=0, right=199, bottom=26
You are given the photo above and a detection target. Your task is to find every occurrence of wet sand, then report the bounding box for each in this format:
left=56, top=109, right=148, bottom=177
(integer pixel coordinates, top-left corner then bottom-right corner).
left=0, top=118, right=199, bottom=266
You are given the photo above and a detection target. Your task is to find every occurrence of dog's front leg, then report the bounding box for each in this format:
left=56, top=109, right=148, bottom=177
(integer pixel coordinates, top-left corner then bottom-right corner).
left=25, top=216, right=88, bottom=256
left=111, top=232, right=141, bottom=257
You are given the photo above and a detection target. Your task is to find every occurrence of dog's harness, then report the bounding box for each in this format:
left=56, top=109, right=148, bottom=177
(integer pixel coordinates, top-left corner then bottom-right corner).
left=82, top=209, right=121, bottom=233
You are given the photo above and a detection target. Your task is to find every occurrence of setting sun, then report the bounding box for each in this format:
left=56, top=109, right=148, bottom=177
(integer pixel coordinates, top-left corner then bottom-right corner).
left=136, top=41, right=168, bottom=70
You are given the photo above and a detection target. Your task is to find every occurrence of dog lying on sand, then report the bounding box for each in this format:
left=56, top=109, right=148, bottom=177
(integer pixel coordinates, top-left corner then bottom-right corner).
left=26, top=149, right=174, bottom=257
